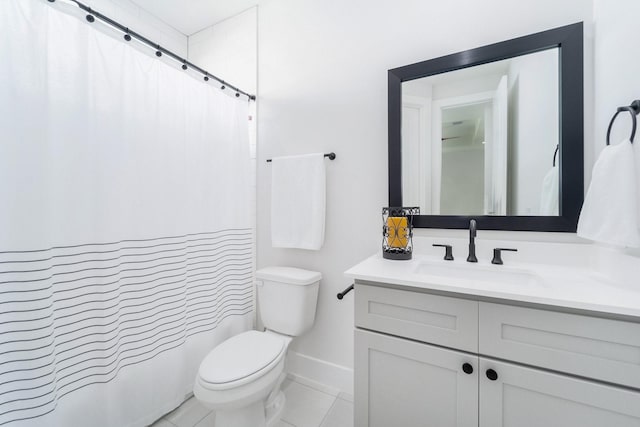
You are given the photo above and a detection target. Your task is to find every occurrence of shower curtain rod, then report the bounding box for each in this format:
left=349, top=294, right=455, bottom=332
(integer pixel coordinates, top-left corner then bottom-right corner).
left=46, top=0, right=256, bottom=101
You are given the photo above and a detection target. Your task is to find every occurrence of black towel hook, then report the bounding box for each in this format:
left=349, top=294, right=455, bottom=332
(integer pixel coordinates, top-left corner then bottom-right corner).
left=606, top=99, right=640, bottom=145
left=552, top=144, right=559, bottom=167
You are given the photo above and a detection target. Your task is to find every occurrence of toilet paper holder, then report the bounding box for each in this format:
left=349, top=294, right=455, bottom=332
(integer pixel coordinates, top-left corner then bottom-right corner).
left=336, top=284, right=354, bottom=300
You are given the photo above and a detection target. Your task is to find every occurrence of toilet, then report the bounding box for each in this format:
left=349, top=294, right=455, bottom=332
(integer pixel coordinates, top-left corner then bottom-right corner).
left=193, top=266, right=321, bottom=427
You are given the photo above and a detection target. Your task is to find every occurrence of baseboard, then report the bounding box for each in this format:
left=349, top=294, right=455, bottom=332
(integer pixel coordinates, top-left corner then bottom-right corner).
left=285, top=351, right=354, bottom=399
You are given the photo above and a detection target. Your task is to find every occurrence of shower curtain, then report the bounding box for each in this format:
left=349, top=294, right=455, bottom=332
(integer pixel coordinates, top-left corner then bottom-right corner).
left=0, top=1, right=254, bottom=426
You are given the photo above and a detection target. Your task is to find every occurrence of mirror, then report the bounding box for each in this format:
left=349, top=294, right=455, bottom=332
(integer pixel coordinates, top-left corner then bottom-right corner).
left=388, top=22, right=584, bottom=231
left=402, top=49, right=559, bottom=216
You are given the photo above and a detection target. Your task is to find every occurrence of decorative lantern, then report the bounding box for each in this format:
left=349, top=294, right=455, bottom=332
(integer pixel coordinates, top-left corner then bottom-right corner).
left=382, top=207, right=420, bottom=260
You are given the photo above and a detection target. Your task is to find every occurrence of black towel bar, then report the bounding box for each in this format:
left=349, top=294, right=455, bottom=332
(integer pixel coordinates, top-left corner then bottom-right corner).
left=266, top=152, right=336, bottom=163
left=606, top=100, right=640, bottom=145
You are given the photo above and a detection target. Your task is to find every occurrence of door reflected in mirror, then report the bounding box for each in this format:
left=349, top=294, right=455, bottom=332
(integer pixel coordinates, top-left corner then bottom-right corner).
left=401, top=48, right=559, bottom=216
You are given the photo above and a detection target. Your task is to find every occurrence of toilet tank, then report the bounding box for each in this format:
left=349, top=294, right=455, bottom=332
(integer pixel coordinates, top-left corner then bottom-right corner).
left=256, top=267, right=321, bottom=336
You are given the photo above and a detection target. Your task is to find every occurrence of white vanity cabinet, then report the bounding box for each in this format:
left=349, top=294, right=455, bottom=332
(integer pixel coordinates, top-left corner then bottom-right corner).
left=354, top=282, right=640, bottom=427
left=479, top=358, right=640, bottom=427
left=355, top=329, right=478, bottom=427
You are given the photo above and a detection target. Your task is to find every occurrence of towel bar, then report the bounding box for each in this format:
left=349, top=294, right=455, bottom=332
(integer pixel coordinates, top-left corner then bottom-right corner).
left=606, top=100, right=640, bottom=145
left=266, top=152, right=336, bottom=163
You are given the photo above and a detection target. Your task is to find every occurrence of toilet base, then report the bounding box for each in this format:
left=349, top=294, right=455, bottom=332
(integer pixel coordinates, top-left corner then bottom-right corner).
left=265, top=390, right=286, bottom=427
left=212, top=390, right=286, bottom=427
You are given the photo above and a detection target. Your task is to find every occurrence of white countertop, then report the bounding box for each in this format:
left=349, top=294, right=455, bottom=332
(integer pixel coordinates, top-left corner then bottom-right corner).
left=345, top=253, right=640, bottom=319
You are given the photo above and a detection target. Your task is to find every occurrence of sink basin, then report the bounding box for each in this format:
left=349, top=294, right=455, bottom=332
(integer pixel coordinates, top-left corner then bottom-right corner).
left=414, top=261, right=544, bottom=288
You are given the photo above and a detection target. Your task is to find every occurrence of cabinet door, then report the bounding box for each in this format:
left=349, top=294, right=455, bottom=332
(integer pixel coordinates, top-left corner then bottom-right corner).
left=479, top=358, right=640, bottom=427
left=355, top=329, right=478, bottom=427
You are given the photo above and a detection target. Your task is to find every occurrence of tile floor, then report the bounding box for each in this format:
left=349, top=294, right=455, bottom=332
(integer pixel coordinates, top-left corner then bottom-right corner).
left=150, top=378, right=353, bottom=427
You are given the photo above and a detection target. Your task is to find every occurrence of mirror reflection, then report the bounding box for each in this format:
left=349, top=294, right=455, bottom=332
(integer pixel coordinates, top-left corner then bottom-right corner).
left=401, top=48, right=559, bottom=216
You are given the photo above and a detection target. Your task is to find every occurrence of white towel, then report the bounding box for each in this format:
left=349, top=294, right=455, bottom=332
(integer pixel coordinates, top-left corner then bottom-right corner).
left=271, top=153, right=326, bottom=250
left=577, top=139, right=640, bottom=247
left=539, top=166, right=559, bottom=215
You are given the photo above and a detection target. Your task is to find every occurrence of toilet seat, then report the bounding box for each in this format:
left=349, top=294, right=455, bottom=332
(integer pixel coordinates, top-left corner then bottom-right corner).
left=198, top=330, right=285, bottom=391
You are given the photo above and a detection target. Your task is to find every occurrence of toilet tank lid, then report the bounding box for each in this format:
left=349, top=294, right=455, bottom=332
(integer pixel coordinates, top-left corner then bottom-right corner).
left=256, top=266, right=321, bottom=285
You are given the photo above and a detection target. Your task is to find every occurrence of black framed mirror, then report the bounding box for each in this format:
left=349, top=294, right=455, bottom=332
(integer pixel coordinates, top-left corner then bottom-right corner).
left=388, top=22, right=583, bottom=231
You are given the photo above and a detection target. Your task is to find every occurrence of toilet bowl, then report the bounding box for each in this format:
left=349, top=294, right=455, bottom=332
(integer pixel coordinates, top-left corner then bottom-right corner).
left=194, top=330, right=291, bottom=427
left=194, top=267, right=321, bottom=427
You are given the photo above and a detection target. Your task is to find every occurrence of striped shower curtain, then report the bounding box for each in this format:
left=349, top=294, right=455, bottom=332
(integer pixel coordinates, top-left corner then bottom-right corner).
left=0, top=1, right=254, bottom=426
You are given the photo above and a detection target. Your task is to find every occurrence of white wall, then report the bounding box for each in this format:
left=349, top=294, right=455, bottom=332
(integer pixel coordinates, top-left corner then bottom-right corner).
left=188, top=8, right=258, bottom=97
left=257, top=0, right=594, bottom=394
left=188, top=7, right=258, bottom=156
left=593, top=0, right=640, bottom=259
left=79, top=0, right=187, bottom=56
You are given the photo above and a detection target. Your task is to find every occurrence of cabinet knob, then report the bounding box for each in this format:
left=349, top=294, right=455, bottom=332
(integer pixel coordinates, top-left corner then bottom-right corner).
left=486, top=369, right=498, bottom=381
left=462, top=363, right=473, bottom=375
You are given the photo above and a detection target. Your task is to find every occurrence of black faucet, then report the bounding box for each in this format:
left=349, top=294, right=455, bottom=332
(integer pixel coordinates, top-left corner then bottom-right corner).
left=467, top=219, right=478, bottom=263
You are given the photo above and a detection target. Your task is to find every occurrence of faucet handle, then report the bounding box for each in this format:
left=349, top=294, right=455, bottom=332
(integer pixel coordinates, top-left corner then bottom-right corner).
left=433, top=244, right=454, bottom=261
left=492, top=248, right=518, bottom=265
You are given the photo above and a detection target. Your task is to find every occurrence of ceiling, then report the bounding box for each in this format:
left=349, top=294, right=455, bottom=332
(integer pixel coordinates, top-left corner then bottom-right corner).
left=129, top=0, right=258, bottom=35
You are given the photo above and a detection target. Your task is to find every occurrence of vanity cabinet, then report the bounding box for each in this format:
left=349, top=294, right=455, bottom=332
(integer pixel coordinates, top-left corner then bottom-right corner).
left=479, top=301, right=640, bottom=389
left=355, top=329, right=477, bottom=427
left=354, top=283, right=640, bottom=427
left=354, top=283, right=478, bottom=352
left=480, top=358, right=640, bottom=427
